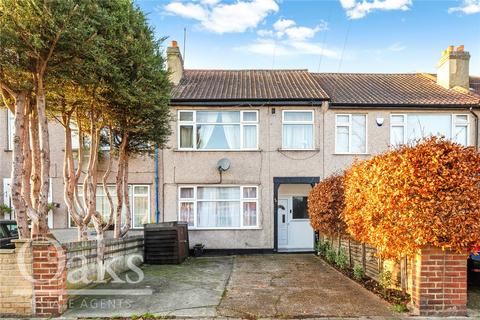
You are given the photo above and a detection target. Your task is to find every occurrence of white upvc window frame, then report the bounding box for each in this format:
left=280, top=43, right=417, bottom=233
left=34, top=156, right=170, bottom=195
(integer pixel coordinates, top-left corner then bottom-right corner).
left=281, top=110, right=315, bottom=150
left=452, top=114, right=470, bottom=146
left=390, top=113, right=470, bottom=147
left=6, top=109, right=14, bottom=150
left=177, top=185, right=260, bottom=230
left=335, top=113, right=368, bottom=154
left=68, top=184, right=150, bottom=229
left=390, top=114, right=407, bottom=146
left=177, top=110, right=259, bottom=151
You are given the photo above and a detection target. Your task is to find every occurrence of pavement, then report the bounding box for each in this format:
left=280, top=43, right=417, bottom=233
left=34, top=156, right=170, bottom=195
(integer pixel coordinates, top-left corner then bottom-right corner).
left=62, top=254, right=400, bottom=319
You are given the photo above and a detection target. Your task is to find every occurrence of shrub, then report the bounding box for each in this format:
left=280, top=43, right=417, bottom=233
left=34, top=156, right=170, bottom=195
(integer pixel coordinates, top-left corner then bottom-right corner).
left=315, top=240, right=330, bottom=256
left=325, top=247, right=336, bottom=264
left=308, top=174, right=347, bottom=236
left=344, top=137, right=480, bottom=259
left=379, top=270, right=392, bottom=289
left=353, top=264, right=365, bottom=281
left=335, top=249, right=349, bottom=269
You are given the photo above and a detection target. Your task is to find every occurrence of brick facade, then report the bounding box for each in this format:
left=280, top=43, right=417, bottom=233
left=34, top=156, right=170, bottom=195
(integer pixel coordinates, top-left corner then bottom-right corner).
left=31, top=240, right=68, bottom=316
left=410, top=246, right=468, bottom=316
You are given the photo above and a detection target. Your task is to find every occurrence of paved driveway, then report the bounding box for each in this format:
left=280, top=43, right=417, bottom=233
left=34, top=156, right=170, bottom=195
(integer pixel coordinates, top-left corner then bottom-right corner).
left=64, top=254, right=396, bottom=318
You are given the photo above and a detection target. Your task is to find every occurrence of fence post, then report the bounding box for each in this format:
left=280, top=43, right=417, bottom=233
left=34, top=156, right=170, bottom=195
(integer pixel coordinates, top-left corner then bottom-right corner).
left=348, top=238, right=352, bottom=267
left=361, top=243, right=366, bottom=271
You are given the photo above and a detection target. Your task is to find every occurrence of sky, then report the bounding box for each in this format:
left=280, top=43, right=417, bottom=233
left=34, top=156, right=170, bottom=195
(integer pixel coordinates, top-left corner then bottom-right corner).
left=136, top=0, right=480, bottom=75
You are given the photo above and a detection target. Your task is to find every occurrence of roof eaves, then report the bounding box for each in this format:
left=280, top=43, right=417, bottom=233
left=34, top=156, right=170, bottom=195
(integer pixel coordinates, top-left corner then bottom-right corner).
left=328, top=102, right=480, bottom=109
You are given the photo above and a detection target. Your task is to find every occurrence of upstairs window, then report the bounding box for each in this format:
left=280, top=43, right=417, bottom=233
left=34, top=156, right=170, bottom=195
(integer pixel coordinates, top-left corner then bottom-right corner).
left=178, top=110, right=258, bottom=150
left=335, top=114, right=367, bottom=154
left=282, top=110, right=314, bottom=150
left=390, top=114, right=469, bottom=147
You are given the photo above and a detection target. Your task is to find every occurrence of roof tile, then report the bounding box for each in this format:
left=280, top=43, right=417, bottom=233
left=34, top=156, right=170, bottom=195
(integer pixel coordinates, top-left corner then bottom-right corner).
left=171, top=69, right=329, bottom=102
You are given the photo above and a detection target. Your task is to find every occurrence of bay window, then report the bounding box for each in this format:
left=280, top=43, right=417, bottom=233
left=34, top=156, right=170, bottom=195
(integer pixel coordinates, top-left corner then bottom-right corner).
left=71, top=184, right=150, bottom=228
left=390, top=114, right=469, bottom=147
left=178, top=185, right=259, bottom=229
left=178, top=110, right=258, bottom=150
left=282, top=110, right=314, bottom=149
left=335, top=114, right=367, bottom=154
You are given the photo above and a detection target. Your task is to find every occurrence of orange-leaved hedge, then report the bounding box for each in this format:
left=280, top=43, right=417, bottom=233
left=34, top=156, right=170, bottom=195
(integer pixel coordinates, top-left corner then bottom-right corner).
left=308, top=173, right=347, bottom=236
left=343, top=137, right=480, bottom=259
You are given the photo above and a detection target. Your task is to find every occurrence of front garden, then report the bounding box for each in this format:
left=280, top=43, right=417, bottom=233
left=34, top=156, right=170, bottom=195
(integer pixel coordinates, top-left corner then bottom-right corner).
left=308, top=137, right=480, bottom=316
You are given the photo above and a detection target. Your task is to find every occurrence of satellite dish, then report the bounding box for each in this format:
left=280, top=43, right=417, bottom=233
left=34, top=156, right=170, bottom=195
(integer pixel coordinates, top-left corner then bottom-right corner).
left=217, top=158, right=231, bottom=172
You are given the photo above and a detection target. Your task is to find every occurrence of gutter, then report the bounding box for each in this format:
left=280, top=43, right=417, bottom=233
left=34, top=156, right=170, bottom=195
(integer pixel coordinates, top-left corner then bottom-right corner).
left=169, top=99, right=327, bottom=107
left=329, top=103, right=480, bottom=109
left=155, top=146, right=160, bottom=223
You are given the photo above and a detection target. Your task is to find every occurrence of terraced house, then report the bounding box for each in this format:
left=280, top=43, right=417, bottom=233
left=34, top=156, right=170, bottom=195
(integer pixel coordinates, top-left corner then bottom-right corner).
left=0, top=43, right=479, bottom=247
left=160, top=43, right=479, bottom=252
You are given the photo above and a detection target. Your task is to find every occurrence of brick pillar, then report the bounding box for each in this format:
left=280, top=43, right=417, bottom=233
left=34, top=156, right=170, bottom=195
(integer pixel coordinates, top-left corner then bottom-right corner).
left=32, top=240, right=68, bottom=316
left=410, top=246, right=467, bottom=317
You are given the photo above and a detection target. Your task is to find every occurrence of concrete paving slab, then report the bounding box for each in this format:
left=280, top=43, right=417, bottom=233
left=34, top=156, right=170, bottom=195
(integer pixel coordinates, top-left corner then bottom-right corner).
left=217, top=254, right=396, bottom=318
left=62, top=256, right=233, bottom=318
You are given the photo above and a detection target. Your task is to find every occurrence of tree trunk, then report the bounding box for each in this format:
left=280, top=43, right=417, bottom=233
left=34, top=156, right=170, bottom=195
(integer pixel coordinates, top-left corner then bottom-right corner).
left=11, top=92, right=30, bottom=238
left=30, top=108, right=41, bottom=211
left=33, top=77, right=50, bottom=236
left=102, top=127, right=114, bottom=231
left=120, top=150, right=131, bottom=237
left=114, top=135, right=128, bottom=238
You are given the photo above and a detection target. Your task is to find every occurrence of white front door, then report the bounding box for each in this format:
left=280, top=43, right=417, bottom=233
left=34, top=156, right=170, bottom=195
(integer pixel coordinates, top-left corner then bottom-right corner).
left=277, top=196, right=314, bottom=251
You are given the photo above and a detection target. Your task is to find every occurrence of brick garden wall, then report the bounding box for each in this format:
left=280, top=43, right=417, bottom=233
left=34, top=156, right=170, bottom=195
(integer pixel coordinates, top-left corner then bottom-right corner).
left=0, top=239, right=34, bottom=316
left=32, top=240, right=68, bottom=316
left=410, top=247, right=468, bottom=316
left=0, top=236, right=144, bottom=317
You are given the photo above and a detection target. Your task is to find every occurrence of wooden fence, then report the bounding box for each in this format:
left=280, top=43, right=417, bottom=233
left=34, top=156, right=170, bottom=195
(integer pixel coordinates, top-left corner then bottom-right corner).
left=319, top=233, right=411, bottom=294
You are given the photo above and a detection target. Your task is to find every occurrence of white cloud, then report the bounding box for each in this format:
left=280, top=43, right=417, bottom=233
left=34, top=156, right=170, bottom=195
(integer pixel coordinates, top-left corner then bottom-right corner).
left=236, top=38, right=340, bottom=58
left=387, top=42, right=407, bottom=52
left=257, top=29, right=274, bottom=37
left=164, top=0, right=279, bottom=34
left=339, top=0, right=412, bottom=19
left=273, top=18, right=296, bottom=31
left=260, top=18, right=328, bottom=41
left=449, top=0, right=480, bottom=14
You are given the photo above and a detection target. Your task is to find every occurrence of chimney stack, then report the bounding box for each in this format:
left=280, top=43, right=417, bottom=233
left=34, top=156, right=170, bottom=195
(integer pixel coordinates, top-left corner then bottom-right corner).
left=436, top=45, right=470, bottom=90
left=167, top=40, right=184, bottom=85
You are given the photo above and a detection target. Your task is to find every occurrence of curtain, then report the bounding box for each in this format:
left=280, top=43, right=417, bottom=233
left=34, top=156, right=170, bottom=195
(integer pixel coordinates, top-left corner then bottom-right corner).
left=223, top=125, right=240, bottom=149
left=180, top=126, right=193, bottom=148
left=243, top=202, right=257, bottom=226
left=243, top=125, right=257, bottom=148
left=197, top=187, right=241, bottom=227
left=180, top=202, right=194, bottom=226
left=134, top=196, right=149, bottom=228
left=197, top=125, right=215, bottom=149
left=283, top=124, right=313, bottom=149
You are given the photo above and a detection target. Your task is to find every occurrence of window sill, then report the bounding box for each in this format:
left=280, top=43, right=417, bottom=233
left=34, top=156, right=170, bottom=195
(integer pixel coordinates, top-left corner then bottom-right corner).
left=188, top=227, right=262, bottom=231
left=333, top=153, right=370, bottom=156
left=278, top=148, right=319, bottom=152
left=174, top=149, right=262, bottom=152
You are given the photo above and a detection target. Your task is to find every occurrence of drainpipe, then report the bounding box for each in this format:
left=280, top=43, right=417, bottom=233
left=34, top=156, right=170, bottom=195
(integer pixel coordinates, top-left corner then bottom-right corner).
left=469, top=106, right=479, bottom=150
left=155, top=146, right=160, bottom=223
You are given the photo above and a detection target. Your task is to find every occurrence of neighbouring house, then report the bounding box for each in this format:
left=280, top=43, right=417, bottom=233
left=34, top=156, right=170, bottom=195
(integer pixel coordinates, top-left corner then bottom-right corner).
left=0, top=44, right=479, bottom=248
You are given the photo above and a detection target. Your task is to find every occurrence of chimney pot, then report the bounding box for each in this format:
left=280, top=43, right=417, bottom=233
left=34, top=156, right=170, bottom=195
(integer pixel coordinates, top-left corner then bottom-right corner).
left=171, top=40, right=178, bottom=47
